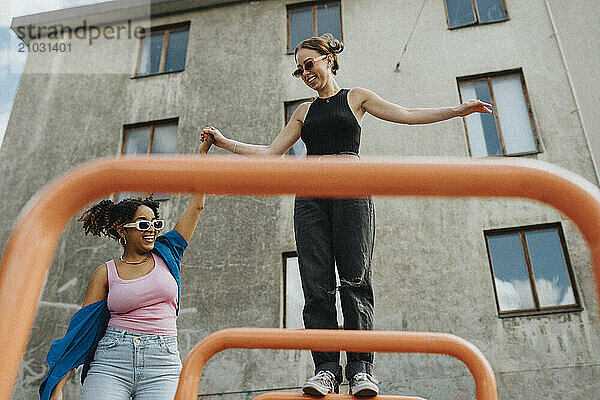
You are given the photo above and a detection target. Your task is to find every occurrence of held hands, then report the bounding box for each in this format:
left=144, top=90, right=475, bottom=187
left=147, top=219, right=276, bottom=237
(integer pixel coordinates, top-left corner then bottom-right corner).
left=199, top=131, right=213, bottom=155
left=456, top=99, right=493, bottom=117
left=201, top=126, right=226, bottom=149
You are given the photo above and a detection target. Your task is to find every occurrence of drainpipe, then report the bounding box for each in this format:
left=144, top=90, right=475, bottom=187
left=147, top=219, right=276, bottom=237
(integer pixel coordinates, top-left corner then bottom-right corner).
left=543, top=0, right=600, bottom=186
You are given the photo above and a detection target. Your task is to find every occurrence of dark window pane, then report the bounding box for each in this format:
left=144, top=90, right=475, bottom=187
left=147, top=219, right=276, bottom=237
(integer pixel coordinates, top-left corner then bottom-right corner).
left=317, top=4, right=341, bottom=40
left=164, top=29, right=189, bottom=73
left=151, top=124, right=178, bottom=154
left=289, top=7, right=314, bottom=51
left=471, top=80, right=501, bottom=156
left=525, top=229, right=576, bottom=307
left=476, top=0, right=506, bottom=23
left=125, top=127, right=151, bottom=155
left=488, top=233, right=535, bottom=311
left=138, top=32, right=164, bottom=76
left=446, top=0, right=476, bottom=28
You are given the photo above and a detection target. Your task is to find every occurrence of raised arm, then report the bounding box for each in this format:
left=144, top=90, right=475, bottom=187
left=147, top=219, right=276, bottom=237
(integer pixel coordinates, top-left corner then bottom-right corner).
left=172, top=138, right=213, bottom=243
left=201, top=102, right=310, bottom=156
left=351, top=87, right=492, bottom=125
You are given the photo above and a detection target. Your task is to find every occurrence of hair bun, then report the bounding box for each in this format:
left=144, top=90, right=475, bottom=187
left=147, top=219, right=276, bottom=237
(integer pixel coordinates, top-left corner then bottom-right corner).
left=321, top=33, right=344, bottom=54
left=295, top=34, right=344, bottom=75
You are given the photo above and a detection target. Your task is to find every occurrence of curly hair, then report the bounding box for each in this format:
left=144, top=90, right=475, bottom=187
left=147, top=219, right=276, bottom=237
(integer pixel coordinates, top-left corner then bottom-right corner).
left=294, top=33, right=344, bottom=75
left=78, top=197, right=160, bottom=241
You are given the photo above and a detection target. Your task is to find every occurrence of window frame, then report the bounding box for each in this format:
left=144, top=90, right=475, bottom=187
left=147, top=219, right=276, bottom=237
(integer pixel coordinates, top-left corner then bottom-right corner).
left=133, top=22, right=190, bottom=78
left=443, top=0, right=508, bottom=30
left=121, top=117, right=179, bottom=156
left=484, top=222, right=582, bottom=318
left=286, top=0, right=343, bottom=54
left=119, top=118, right=179, bottom=201
left=457, top=69, right=540, bottom=158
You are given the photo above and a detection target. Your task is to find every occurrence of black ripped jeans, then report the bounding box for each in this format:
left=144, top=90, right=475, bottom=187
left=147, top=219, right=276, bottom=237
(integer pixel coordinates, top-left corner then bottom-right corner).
left=294, top=197, right=375, bottom=383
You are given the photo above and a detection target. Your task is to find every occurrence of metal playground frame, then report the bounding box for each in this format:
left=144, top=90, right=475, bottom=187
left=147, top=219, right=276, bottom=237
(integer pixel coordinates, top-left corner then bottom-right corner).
left=2, top=156, right=600, bottom=399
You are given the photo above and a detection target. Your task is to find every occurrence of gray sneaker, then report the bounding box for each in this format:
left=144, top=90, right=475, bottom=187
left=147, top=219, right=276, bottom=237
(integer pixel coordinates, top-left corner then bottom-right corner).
left=349, top=372, right=379, bottom=397
left=302, top=370, right=340, bottom=396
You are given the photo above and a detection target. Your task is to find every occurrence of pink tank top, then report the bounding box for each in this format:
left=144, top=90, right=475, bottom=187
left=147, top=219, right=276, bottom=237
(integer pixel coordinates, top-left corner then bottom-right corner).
left=107, top=253, right=178, bottom=336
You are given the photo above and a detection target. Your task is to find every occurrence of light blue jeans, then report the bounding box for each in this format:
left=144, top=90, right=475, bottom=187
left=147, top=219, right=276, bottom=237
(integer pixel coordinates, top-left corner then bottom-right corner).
left=81, top=327, right=182, bottom=400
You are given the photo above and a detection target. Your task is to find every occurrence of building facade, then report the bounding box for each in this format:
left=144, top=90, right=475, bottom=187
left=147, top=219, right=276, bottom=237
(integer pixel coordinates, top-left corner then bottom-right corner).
left=2, top=0, right=600, bottom=398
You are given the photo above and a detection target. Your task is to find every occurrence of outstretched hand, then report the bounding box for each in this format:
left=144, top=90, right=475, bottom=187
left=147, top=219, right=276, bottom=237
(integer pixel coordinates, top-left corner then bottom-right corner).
left=456, top=99, right=493, bottom=117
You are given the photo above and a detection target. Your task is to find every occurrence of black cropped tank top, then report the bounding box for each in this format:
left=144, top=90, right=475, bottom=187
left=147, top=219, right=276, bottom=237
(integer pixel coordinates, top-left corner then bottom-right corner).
left=300, top=89, right=361, bottom=156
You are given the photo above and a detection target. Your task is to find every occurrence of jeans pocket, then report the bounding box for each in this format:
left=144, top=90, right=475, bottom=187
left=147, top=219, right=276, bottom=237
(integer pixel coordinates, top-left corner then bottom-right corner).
left=96, top=336, right=119, bottom=350
left=162, top=339, right=179, bottom=355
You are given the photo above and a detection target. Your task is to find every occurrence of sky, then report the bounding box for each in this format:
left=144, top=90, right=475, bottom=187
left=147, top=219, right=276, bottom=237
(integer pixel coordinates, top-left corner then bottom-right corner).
left=0, top=0, right=107, bottom=148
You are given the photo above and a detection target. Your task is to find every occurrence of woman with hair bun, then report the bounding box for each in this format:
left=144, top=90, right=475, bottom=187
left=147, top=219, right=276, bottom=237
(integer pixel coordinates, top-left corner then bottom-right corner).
left=201, top=33, right=491, bottom=397
left=40, top=143, right=211, bottom=400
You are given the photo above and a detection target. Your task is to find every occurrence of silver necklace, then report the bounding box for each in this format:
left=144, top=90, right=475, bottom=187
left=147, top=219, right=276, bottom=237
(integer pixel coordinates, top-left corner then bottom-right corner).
left=119, top=253, right=151, bottom=265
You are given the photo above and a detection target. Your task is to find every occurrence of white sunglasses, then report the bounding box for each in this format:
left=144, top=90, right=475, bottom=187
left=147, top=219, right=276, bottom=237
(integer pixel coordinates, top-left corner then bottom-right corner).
left=121, top=219, right=164, bottom=231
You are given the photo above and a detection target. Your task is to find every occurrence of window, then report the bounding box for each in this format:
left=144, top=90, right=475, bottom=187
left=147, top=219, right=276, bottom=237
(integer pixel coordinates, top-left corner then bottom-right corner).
left=287, top=1, right=342, bottom=53
left=485, top=223, right=581, bottom=317
left=283, top=252, right=343, bottom=328
left=119, top=119, right=178, bottom=200
left=284, top=99, right=311, bottom=157
left=458, top=70, right=539, bottom=158
left=122, top=119, right=178, bottom=156
left=444, top=0, right=507, bottom=29
left=135, top=23, right=190, bottom=77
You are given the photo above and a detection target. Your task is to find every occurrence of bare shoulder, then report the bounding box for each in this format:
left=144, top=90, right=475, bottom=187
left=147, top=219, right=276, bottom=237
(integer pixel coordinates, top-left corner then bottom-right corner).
left=295, top=100, right=312, bottom=113
left=88, top=264, right=108, bottom=292
left=91, top=264, right=108, bottom=282
left=349, top=87, right=378, bottom=102
left=82, top=264, right=108, bottom=306
left=291, top=101, right=313, bottom=124
left=348, top=87, right=377, bottom=114
left=87, top=264, right=108, bottom=289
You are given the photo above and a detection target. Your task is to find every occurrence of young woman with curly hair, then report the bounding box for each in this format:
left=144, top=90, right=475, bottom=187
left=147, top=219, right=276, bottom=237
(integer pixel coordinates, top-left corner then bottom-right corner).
left=201, top=34, right=491, bottom=397
left=41, top=144, right=211, bottom=400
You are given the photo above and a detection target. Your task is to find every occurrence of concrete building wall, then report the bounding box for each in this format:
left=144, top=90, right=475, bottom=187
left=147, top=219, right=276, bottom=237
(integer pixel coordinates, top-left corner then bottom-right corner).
left=544, top=0, right=600, bottom=184
left=2, top=0, right=599, bottom=399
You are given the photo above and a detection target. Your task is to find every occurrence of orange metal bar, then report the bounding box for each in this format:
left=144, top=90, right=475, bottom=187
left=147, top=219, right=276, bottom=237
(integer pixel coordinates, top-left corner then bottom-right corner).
left=2, top=156, right=600, bottom=399
left=253, top=394, right=426, bottom=400
left=177, top=328, right=495, bottom=400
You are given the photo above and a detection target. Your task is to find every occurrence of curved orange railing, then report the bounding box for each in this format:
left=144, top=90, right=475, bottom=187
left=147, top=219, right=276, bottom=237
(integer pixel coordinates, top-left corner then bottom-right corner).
left=176, top=328, right=494, bottom=400
left=1, top=156, right=600, bottom=399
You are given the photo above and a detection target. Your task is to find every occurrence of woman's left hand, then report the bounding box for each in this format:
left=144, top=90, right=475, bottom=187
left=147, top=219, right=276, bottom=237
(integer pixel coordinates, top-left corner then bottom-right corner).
left=456, top=99, right=493, bottom=117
